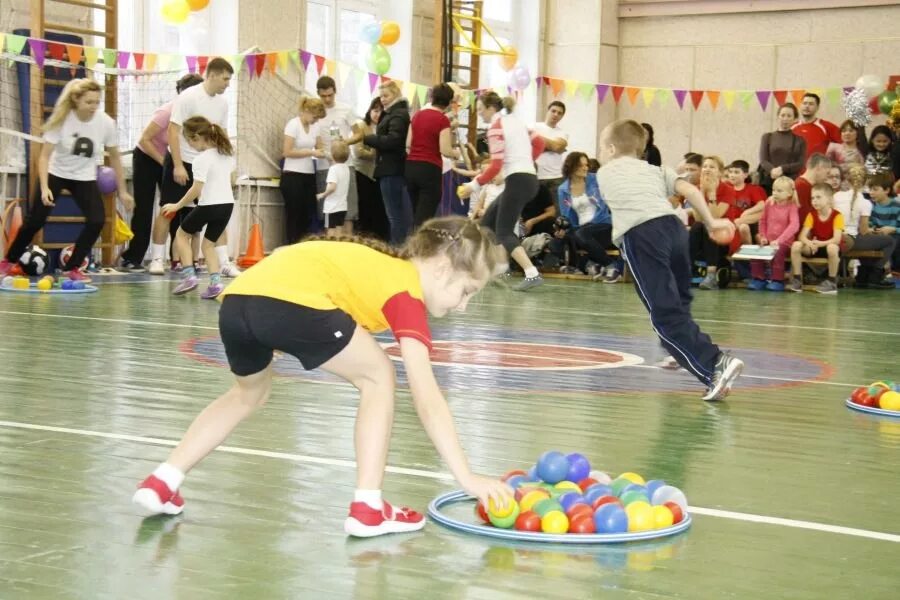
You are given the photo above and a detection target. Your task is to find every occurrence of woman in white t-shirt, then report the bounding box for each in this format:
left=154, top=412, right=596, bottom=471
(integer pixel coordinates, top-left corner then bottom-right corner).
left=280, top=96, right=326, bottom=244
left=833, top=165, right=894, bottom=287
left=0, top=79, right=133, bottom=281
left=161, top=118, right=236, bottom=299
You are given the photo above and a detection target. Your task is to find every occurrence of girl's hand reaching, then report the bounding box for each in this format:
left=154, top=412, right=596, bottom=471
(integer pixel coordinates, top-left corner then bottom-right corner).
left=460, top=473, right=514, bottom=511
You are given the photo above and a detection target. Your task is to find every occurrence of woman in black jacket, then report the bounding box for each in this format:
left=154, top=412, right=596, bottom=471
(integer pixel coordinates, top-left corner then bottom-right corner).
left=350, top=81, right=412, bottom=245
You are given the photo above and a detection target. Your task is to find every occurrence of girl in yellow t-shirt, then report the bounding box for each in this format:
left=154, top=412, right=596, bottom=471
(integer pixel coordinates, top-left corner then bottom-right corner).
left=133, top=216, right=514, bottom=537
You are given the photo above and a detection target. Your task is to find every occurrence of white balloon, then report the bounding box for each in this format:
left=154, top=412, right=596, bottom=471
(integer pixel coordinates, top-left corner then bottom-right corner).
left=589, top=470, right=612, bottom=485
left=651, top=485, right=688, bottom=511
left=855, top=74, right=884, bottom=99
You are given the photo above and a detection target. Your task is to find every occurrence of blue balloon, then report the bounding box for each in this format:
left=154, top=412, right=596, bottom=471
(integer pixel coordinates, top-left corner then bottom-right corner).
left=565, top=452, right=591, bottom=482
left=536, top=451, right=570, bottom=484
left=645, top=479, right=666, bottom=499
left=360, top=22, right=382, bottom=44
left=594, top=504, right=628, bottom=534
left=583, top=484, right=613, bottom=505
left=558, top=492, right=587, bottom=512
left=506, top=475, right=527, bottom=489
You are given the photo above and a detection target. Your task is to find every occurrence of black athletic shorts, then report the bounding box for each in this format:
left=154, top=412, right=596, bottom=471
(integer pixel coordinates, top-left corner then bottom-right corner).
left=181, top=203, right=233, bottom=241
left=219, top=295, right=356, bottom=376
left=325, top=211, right=347, bottom=228
left=160, top=153, right=194, bottom=206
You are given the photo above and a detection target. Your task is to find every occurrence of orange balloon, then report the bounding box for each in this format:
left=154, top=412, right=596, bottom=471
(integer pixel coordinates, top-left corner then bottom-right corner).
left=500, top=46, right=518, bottom=72
left=187, top=0, right=210, bottom=9
left=379, top=21, right=401, bottom=46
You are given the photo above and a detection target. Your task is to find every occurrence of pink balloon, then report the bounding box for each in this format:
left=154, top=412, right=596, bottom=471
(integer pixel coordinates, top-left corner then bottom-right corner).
left=507, top=65, right=531, bottom=91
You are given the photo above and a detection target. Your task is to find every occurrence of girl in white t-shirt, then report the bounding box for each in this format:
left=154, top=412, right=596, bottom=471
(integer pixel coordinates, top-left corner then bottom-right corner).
left=0, top=79, right=133, bottom=281
left=162, top=117, right=235, bottom=299
left=280, top=96, right=326, bottom=244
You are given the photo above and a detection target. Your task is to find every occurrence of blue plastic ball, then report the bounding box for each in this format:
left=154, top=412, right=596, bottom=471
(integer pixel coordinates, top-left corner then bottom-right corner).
left=583, top=484, right=613, bottom=505
left=526, top=465, right=539, bottom=482
left=594, top=503, right=628, bottom=534
left=622, top=483, right=648, bottom=496
left=536, top=451, right=570, bottom=484
left=506, top=475, right=527, bottom=489
left=565, top=452, right=591, bottom=482
left=72, top=280, right=86, bottom=290
left=645, top=479, right=666, bottom=499
left=558, top=492, right=587, bottom=512
left=61, top=280, right=74, bottom=290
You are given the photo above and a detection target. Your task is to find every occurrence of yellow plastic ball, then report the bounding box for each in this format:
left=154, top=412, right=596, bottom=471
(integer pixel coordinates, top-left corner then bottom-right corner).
left=13, top=277, right=30, bottom=289
left=519, top=489, right=550, bottom=513
left=36, top=278, right=52, bottom=291
left=456, top=185, right=468, bottom=198
left=878, top=391, right=900, bottom=411
left=625, top=500, right=654, bottom=532
left=652, top=504, right=675, bottom=529
left=553, top=481, right=581, bottom=493
left=488, top=496, right=516, bottom=519
left=618, top=472, right=646, bottom=486
left=540, top=510, right=569, bottom=533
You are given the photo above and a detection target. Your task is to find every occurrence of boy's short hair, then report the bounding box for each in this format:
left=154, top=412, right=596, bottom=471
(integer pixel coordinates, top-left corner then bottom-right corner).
left=330, top=140, right=350, bottom=163
left=683, top=152, right=703, bottom=167
left=604, top=120, right=647, bottom=157
left=206, top=57, right=234, bottom=76
left=317, top=76, right=337, bottom=92
left=811, top=183, right=834, bottom=198
left=867, top=172, right=894, bottom=190
left=806, top=153, right=832, bottom=170
left=548, top=100, right=566, bottom=114
left=728, top=160, right=750, bottom=173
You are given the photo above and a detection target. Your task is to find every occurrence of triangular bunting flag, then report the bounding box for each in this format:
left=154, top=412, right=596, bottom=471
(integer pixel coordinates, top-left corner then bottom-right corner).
left=689, top=90, right=705, bottom=110
left=772, top=90, right=788, bottom=106
left=29, top=39, right=46, bottom=68
left=809, top=88, right=824, bottom=102
left=825, top=87, right=841, bottom=106
left=655, top=88, right=671, bottom=106
left=198, top=55, right=209, bottom=75
left=577, top=82, right=594, bottom=100
left=564, top=79, right=579, bottom=97
left=0, top=33, right=4, bottom=54
left=625, top=87, right=640, bottom=105
left=596, top=84, right=609, bottom=103
left=133, top=53, right=145, bottom=70
left=300, top=50, right=311, bottom=70
left=535, top=76, right=543, bottom=89
left=641, top=87, right=655, bottom=107
left=722, top=90, right=736, bottom=110
left=48, top=42, right=66, bottom=61
left=325, top=59, right=336, bottom=76
left=756, top=90, right=771, bottom=111
left=673, top=89, right=687, bottom=109
left=611, top=86, right=625, bottom=104
left=403, top=81, right=416, bottom=101
left=255, top=54, right=267, bottom=77
left=245, top=54, right=256, bottom=78
left=288, top=49, right=300, bottom=70
left=145, top=53, right=157, bottom=71
left=6, top=34, right=27, bottom=56
left=548, top=78, right=564, bottom=96
left=266, top=53, right=278, bottom=75
left=368, top=72, right=379, bottom=93
left=707, top=91, right=721, bottom=110
left=228, top=54, right=243, bottom=74
left=314, top=54, right=325, bottom=74
left=790, top=89, right=805, bottom=106
left=186, top=55, right=198, bottom=73
left=738, top=90, right=753, bottom=108
left=277, top=51, right=289, bottom=74
left=416, top=84, right=428, bottom=107
left=66, top=44, right=83, bottom=74
left=117, top=51, right=130, bottom=70
left=84, top=46, right=99, bottom=68
left=101, top=48, right=116, bottom=68
left=337, top=62, right=352, bottom=87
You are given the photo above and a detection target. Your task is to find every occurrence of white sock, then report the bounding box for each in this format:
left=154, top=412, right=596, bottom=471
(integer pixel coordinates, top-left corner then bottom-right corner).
left=354, top=489, right=383, bottom=509
left=524, top=266, right=539, bottom=278
left=215, top=245, right=230, bottom=266
left=152, top=463, right=185, bottom=491
left=151, top=244, right=166, bottom=261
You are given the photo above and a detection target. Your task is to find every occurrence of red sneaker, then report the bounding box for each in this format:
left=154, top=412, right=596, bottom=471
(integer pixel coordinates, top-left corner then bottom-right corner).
left=344, top=500, right=426, bottom=537
left=65, top=269, right=92, bottom=283
left=132, top=475, right=185, bottom=516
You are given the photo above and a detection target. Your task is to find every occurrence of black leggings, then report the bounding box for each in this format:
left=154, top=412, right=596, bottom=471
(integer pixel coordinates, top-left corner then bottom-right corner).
left=406, top=160, right=443, bottom=229
left=280, top=171, right=318, bottom=244
left=355, top=172, right=389, bottom=242
left=480, top=172, right=539, bottom=253
left=121, top=146, right=162, bottom=264
left=6, top=174, right=103, bottom=270
left=689, top=221, right=729, bottom=268
left=573, top=223, right=614, bottom=266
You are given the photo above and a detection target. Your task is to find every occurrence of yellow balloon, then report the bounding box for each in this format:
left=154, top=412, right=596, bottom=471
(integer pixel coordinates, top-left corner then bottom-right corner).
left=161, top=0, right=190, bottom=24
left=187, top=0, right=210, bottom=10
left=625, top=501, right=654, bottom=532
left=500, top=46, right=518, bottom=72
left=379, top=21, right=401, bottom=45
left=618, top=472, right=646, bottom=486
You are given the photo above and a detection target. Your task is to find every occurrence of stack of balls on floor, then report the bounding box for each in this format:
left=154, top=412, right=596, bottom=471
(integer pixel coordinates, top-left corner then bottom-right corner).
left=0, top=275, right=86, bottom=291
left=850, top=381, right=900, bottom=412
left=476, top=451, right=688, bottom=535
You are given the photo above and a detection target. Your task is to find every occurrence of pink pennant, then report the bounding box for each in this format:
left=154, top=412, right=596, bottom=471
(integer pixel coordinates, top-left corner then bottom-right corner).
left=186, top=56, right=198, bottom=73
left=300, top=50, right=311, bottom=70
left=29, top=39, right=46, bottom=68
left=117, top=51, right=130, bottom=70
left=368, top=72, right=379, bottom=93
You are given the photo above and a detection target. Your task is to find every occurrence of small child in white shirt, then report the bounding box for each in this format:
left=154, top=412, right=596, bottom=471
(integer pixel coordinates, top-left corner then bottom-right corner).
left=469, top=173, right=505, bottom=219
left=317, top=140, right=351, bottom=236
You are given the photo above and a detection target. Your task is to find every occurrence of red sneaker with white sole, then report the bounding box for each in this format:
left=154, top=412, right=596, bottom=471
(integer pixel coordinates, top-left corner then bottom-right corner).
left=132, top=475, right=185, bottom=516
left=344, top=500, right=426, bottom=537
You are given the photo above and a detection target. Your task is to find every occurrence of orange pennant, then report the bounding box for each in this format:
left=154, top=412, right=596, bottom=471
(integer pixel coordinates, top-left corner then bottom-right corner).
left=707, top=90, right=720, bottom=110
left=548, top=78, right=564, bottom=96
left=625, top=87, right=640, bottom=105
left=266, top=53, right=277, bottom=75
left=790, top=89, right=805, bottom=106
left=65, top=44, right=83, bottom=71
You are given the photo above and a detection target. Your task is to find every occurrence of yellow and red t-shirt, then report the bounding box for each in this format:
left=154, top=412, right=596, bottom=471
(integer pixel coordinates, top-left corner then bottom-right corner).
left=221, top=241, right=432, bottom=349
left=803, top=209, right=844, bottom=242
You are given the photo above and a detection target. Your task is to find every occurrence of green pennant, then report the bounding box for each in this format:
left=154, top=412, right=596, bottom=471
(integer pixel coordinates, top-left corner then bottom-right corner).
left=288, top=49, right=300, bottom=70
left=825, top=87, right=842, bottom=106
left=738, top=90, right=754, bottom=108
left=101, top=48, right=116, bottom=68
left=416, top=84, right=428, bottom=107
left=577, top=82, right=594, bottom=100
left=655, top=88, right=671, bottom=105
left=6, top=34, right=27, bottom=55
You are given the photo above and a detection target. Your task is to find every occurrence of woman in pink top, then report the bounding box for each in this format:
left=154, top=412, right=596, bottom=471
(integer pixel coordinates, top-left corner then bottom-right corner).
left=747, top=176, right=799, bottom=291
left=120, top=74, right=203, bottom=270
left=406, top=84, right=460, bottom=228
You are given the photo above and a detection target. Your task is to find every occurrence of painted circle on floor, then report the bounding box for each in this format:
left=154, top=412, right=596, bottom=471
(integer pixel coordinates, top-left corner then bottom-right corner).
left=182, top=326, right=831, bottom=395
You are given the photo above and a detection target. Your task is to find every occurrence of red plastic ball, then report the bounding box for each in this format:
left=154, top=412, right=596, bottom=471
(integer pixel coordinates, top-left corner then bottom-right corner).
left=577, top=477, right=598, bottom=492
left=566, top=503, right=593, bottom=521
left=502, top=469, right=528, bottom=482
left=475, top=501, right=490, bottom=523
left=591, top=495, right=622, bottom=510
left=514, top=510, right=542, bottom=532
left=664, top=501, right=684, bottom=524
left=569, top=514, right=596, bottom=534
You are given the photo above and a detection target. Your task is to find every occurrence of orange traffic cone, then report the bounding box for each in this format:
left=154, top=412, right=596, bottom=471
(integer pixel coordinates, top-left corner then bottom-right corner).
left=237, top=223, right=265, bottom=267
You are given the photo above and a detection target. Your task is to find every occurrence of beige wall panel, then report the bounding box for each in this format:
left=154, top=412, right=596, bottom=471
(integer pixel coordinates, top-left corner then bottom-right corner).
left=619, top=45, right=694, bottom=87
left=546, top=0, right=602, bottom=46
left=810, top=6, right=900, bottom=41
left=620, top=12, right=807, bottom=47
left=694, top=45, right=776, bottom=90
left=238, top=0, right=302, bottom=51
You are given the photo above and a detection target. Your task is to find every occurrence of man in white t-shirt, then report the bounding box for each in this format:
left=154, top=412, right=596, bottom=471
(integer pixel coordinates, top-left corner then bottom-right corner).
left=149, top=57, right=234, bottom=275
left=316, top=76, right=360, bottom=232
left=532, top=101, right=569, bottom=204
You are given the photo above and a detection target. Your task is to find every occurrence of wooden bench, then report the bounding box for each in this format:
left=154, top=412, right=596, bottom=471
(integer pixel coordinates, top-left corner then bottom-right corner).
left=793, top=249, right=885, bottom=280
